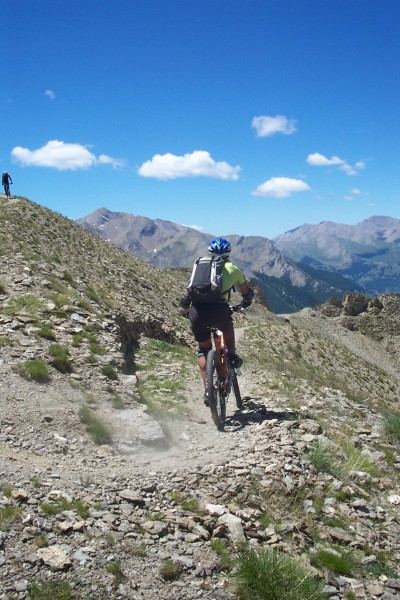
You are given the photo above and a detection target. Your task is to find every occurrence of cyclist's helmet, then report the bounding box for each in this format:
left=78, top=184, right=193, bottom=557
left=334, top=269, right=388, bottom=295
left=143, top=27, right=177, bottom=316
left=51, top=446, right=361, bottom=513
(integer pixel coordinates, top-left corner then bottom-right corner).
left=208, top=237, right=231, bottom=257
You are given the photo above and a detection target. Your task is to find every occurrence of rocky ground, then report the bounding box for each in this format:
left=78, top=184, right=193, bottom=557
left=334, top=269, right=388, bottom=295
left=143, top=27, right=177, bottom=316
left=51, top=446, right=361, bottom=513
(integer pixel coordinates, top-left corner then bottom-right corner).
left=0, top=198, right=399, bottom=599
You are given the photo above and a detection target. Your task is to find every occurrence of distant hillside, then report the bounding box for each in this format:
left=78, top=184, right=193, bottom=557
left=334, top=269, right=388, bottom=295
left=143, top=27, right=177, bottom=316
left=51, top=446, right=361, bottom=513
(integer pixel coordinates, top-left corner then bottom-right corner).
left=78, top=208, right=364, bottom=313
left=274, top=215, right=400, bottom=294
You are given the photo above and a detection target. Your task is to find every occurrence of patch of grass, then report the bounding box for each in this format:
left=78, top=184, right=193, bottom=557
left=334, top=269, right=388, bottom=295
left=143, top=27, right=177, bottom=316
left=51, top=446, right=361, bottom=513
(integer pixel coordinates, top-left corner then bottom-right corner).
left=310, top=547, right=355, bottom=575
left=101, top=364, right=118, bottom=380
left=382, top=410, right=400, bottom=443
left=181, top=497, right=203, bottom=514
left=159, top=559, right=181, bottom=581
left=48, top=344, right=73, bottom=373
left=4, top=294, right=45, bottom=315
left=39, top=497, right=90, bottom=519
left=85, top=353, right=98, bottom=364
left=37, top=326, right=56, bottom=341
left=62, top=271, right=75, bottom=286
left=0, top=505, right=23, bottom=530
left=337, top=439, right=381, bottom=479
left=79, top=404, right=112, bottom=445
left=35, top=533, right=48, bottom=548
left=72, top=334, right=83, bottom=347
left=28, top=579, right=72, bottom=600
left=112, top=394, right=125, bottom=409
left=89, top=342, right=107, bottom=355
left=364, top=559, right=397, bottom=579
left=307, top=443, right=337, bottom=476
left=0, top=336, right=14, bottom=347
left=211, top=539, right=234, bottom=572
left=232, top=546, right=326, bottom=600
left=106, top=561, right=125, bottom=589
left=50, top=293, right=71, bottom=309
left=17, top=359, right=50, bottom=382
left=0, top=279, right=7, bottom=294
left=169, top=491, right=185, bottom=503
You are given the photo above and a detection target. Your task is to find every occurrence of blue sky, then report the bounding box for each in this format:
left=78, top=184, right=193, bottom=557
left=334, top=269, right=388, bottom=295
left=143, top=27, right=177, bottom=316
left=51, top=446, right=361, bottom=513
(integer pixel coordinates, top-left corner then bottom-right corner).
left=2, top=0, right=400, bottom=238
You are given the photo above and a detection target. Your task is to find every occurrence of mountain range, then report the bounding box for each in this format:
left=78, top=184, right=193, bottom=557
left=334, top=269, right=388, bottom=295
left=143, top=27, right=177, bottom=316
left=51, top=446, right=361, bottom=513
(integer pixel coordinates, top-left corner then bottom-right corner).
left=77, top=209, right=400, bottom=313
left=274, top=215, right=400, bottom=295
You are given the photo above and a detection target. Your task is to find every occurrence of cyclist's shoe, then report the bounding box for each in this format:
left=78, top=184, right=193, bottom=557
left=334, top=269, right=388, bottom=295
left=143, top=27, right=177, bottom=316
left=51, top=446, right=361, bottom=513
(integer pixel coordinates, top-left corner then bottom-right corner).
left=203, top=390, right=210, bottom=407
left=228, top=352, right=243, bottom=368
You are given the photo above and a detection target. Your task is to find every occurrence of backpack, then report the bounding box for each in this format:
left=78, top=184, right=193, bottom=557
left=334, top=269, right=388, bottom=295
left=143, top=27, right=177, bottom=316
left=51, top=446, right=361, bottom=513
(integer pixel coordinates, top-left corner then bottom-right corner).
left=186, top=255, right=226, bottom=303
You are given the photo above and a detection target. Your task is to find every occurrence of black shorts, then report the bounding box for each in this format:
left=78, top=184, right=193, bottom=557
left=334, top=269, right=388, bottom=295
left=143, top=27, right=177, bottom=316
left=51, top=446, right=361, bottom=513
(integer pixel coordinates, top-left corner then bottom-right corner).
left=188, top=303, right=232, bottom=343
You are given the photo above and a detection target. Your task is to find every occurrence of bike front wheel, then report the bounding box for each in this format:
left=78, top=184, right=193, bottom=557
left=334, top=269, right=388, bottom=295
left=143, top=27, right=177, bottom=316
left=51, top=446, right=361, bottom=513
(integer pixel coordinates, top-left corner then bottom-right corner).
left=206, top=349, right=226, bottom=431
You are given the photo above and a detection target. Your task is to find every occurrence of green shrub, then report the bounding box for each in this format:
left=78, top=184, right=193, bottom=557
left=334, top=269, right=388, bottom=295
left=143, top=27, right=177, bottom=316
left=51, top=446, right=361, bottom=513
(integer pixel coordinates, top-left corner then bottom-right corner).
left=0, top=336, right=14, bottom=347
left=112, top=394, right=125, bottom=409
left=48, top=344, right=73, bottom=373
left=106, top=561, right=125, bottom=589
left=382, top=410, right=400, bottom=443
left=28, top=579, right=72, bottom=599
left=72, top=334, right=83, bottom=347
left=37, top=326, right=56, bottom=341
left=232, top=546, right=326, bottom=600
left=310, top=548, right=355, bottom=575
left=0, top=505, right=23, bottom=531
left=211, top=539, right=234, bottom=572
left=79, top=404, right=112, bottom=445
left=34, top=533, right=48, bottom=548
left=89, top=342, right=107, bottom=355
left=39, top=497, right=90, bottom=519
left=18, top=359, right=50, bottom=382
left=101, top=364, right=118, bottom=380
left=307, top=443, right=337, bottom=476
left=0, top=279, right=6, bottom=294
left=4, top=294, right=45, bottom=314
left=159, top=559, right=181, bottom=581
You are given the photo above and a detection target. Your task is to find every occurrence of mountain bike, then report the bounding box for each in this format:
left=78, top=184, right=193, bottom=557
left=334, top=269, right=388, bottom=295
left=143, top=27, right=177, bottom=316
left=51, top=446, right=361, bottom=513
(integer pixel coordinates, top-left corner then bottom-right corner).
left=206, top=303, right=245, bottom=431
left=3, top=182, right=10, bottom=198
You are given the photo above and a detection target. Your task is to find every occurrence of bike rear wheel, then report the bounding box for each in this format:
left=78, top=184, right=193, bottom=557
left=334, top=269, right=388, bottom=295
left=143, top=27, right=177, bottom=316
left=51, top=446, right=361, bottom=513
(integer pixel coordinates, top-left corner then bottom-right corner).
left=231, top=369, right=243, bottom=409
left=206, top=349, right=226, bottom=431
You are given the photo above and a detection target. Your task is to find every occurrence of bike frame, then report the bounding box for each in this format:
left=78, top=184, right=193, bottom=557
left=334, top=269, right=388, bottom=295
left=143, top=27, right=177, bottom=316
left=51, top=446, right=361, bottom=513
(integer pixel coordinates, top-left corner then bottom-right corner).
left=210, top=328, right=230, bottom=391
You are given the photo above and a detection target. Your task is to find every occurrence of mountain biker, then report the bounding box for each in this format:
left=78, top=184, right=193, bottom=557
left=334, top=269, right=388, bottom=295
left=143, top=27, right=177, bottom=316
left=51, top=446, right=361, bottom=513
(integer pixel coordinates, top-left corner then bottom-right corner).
left=180, top=237, right=254, bottom=404
left=2, top=172, right=13, bottom=198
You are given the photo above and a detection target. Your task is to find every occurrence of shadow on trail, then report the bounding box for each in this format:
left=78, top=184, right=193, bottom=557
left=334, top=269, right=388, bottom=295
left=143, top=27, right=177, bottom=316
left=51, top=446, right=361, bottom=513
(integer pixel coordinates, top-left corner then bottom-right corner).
left=224, top=398, right=298, bottom=432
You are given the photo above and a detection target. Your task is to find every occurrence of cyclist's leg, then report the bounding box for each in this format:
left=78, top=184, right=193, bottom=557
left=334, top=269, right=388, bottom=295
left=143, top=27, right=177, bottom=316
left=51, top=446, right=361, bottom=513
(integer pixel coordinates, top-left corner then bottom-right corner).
left=222, top=319, right=243, bottom=367
left=197, top=340, right=212, bottom=387
left=188, top=305, right=212, bottom=387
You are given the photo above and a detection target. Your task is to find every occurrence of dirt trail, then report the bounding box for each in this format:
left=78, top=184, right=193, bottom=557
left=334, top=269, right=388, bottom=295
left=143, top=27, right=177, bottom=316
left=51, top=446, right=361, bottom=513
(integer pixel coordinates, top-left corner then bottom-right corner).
left=130, top=326, right=264, bottom=473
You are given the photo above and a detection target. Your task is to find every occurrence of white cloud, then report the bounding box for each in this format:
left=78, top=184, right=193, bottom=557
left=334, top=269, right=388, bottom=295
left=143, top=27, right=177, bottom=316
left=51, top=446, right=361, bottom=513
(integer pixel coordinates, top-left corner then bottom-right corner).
left=338, top=163, right=357, bottom=176
left=138, top=150, right=240, bottom=180
left=252, top=177, right=310, bottom=198
left=306, top=153, right=345, bottom=166
left=351, top=188, right=362, bottom=195
left=251, top=115, right=297, bottom=138
left=306, top=152, right=365, bottom=176
left=44, top=89, right=56, bottom=100
left=11, top=140, right=125, bottom=170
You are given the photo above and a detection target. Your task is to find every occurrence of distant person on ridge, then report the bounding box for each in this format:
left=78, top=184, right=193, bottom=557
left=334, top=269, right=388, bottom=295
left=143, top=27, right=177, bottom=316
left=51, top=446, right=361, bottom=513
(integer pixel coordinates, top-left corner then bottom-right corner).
left=2, top=172, right=13, bottom=198
left=180, top=237, right=254, bottom=405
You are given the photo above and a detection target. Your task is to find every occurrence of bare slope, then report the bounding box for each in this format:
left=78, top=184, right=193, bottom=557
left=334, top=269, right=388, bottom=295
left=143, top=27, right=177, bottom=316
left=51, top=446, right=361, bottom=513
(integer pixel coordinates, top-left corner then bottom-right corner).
left=1, top=198, right=399, bottom=599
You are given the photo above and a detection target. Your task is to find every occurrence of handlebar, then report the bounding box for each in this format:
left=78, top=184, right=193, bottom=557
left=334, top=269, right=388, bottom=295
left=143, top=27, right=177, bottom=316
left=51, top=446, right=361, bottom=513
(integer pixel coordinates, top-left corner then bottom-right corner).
left=229, top=301, right=247, bottom=313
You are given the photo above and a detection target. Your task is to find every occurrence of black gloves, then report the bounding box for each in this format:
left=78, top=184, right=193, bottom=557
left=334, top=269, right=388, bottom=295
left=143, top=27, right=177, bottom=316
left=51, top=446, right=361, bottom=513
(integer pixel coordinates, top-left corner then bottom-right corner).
left=242, top=287, right=254, bottom=307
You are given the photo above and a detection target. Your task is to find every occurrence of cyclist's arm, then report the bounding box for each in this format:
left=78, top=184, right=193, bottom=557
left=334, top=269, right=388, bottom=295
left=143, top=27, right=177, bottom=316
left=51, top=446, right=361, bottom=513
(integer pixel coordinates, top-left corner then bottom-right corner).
left=238, top=281, right=254, bottom=306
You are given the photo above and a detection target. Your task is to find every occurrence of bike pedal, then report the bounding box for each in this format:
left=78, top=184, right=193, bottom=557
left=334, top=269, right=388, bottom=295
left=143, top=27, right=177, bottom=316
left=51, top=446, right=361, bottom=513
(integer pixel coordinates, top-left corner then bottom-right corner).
left=236, top=368, right=242, bottom=376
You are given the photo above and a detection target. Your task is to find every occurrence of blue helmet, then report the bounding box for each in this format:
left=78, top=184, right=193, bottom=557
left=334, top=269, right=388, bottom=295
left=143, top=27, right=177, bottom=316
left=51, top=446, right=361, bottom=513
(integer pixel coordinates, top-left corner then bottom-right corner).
left=208, top=237, right=231, bottom=256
